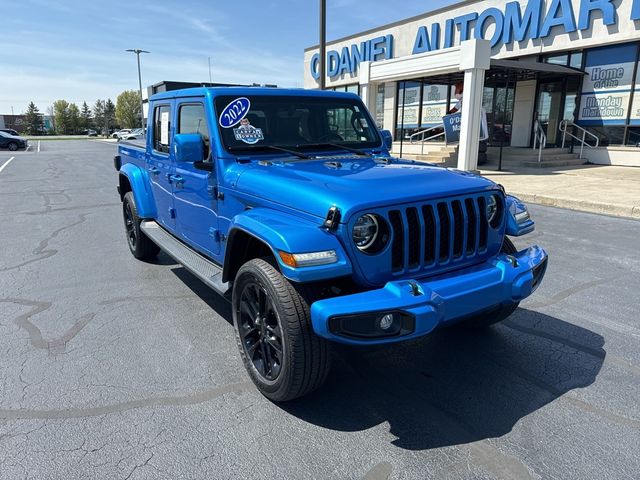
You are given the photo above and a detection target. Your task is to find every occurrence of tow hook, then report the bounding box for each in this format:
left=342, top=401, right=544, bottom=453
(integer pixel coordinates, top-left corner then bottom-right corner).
left=408, top=280, right=423, bottom=296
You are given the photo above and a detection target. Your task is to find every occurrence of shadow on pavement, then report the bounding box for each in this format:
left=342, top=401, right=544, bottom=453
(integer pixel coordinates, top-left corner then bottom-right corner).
left=166, top=266, right=605, bottom=451
left=171, top=266, right=233, bottom=325
left=279, top=308, right=605, bottom=451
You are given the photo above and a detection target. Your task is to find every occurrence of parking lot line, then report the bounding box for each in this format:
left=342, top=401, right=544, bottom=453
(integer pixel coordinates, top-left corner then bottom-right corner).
left=0, top=156, right=16, bottom=175
left=38, top=141, right=41, bottom=153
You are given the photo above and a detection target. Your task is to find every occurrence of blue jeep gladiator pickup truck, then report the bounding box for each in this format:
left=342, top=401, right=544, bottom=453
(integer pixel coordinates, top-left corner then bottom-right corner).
left=114, top=87, right=548, bottom=401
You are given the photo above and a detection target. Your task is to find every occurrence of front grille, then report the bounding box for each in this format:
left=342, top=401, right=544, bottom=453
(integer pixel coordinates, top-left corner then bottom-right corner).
left=387, top=195, right=495, bottom=274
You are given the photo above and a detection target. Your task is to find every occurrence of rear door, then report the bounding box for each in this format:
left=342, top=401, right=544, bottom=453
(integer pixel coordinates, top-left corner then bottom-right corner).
left=172, top=99, right=221, bottom=257
left=147, top=102, right=177, bottom=231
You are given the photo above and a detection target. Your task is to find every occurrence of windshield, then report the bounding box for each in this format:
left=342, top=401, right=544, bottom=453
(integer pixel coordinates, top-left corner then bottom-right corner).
left=214, top=95, right=381, bottom=154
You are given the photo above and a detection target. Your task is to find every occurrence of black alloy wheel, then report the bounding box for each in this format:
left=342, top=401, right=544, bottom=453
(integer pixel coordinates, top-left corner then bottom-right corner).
left=8, top=142, right=18, bottom=151
left=123, top=200, right=137, bottom=250
left=237, top=281, right=284, bottom=381
left=122, top=191, right=159, bottom=260
left=232, top=258, right=331, bottom=401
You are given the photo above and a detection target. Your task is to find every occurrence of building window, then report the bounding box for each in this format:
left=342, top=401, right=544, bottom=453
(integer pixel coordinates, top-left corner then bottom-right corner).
left=345, top=84, right=359, bottom=95
left=576, top=42, right=639, bottom=145
left=395, top=81, right=421, bottom=140
left=395, top=81, right=451, bottom=140
left=421, top=84, right=449, bottom=128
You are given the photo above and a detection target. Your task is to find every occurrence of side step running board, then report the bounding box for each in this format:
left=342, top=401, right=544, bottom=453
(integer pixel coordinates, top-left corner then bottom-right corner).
left=141, top=220, right=230, bottom=297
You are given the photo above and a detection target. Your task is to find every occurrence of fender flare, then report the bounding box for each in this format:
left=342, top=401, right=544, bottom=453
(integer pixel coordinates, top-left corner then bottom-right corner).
left=224, top=207, right=352, bottom=283
left=119, top=163, right=157, bottom=219
left=505, top=194, right=535, bottom=236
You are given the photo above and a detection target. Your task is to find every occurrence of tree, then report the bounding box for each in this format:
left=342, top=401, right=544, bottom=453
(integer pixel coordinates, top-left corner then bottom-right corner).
left=94, top=99, right=116, bottom=136
left=116, top=90, right=141, bottom=129
left=52, top=99, right=71, bottom=134
left=80, top=101, right=92, bottom=130
left=24, top=102, right=44, bottom=135
left=68, top=103, right=80, bottom=134
left=93, top=100, right=105, bottom=134
left=105, top=99, right=116, bottom=135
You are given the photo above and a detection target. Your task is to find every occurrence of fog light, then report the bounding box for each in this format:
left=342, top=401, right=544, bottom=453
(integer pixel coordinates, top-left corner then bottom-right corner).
left=378, top=313, right=394, bottom=330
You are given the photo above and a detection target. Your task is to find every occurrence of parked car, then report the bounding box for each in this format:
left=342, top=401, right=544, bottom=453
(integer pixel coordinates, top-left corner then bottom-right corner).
left=121, top=128, right=145, bottom=140
left=0, top=130, right=28, bottom=151
left=115, top=87, right=547, bottom=401
left=0, top=128, right=20, bottom=137
left=114, top=129, right=132, bottom=139
left=87, top=129, right=98, bottom=137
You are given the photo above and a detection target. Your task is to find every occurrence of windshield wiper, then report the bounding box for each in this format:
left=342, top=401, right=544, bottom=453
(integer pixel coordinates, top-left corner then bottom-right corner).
left=228, top=144, right=310, bottom=159
left=297, top=143, right=372, bottom=157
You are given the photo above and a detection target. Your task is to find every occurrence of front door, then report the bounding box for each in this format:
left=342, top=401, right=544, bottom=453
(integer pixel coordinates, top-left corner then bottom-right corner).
left=147, top=102, right=176, bottom=231
left=172, top=100, right=221, bottom=258
left=536, top=80, right=564, bottom=146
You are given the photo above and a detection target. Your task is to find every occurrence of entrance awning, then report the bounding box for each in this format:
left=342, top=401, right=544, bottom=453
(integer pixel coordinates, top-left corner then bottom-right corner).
left=408, top=59, right=585, bottom=85
left=489, top=59, right=585, bottom=80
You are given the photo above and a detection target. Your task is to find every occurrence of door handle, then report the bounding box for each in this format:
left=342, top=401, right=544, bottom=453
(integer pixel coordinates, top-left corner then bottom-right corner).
left=148, top=166, right=159, bottom=175
left=169, top=174, right=185, bottom=187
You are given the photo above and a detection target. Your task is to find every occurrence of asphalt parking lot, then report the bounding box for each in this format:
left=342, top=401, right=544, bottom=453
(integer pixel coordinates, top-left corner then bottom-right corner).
left=0, top=141, right=638, bottom=479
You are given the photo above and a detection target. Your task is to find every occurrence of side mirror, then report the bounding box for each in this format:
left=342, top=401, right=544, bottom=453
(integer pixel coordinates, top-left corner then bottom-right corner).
left=174, top=133, right=204, bottom=163
left=380, top=130, right=393, bottom=150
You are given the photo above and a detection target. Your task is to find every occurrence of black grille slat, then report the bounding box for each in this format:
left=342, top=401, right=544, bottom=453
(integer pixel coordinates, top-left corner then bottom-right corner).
left=406, top=207, right=420, bottom=268
left=422, top=205, right=436, bottom=265
left=384, top=194, right=495, bottom=274
left=477, top=197, right=489, bottom=251
left=437, top=203, right=450, bottom=262
left=452, top=200, right=464, bottom=258
left=389, top=210, right=404, bottom=272
left=464, top=198, right=477, bottom=255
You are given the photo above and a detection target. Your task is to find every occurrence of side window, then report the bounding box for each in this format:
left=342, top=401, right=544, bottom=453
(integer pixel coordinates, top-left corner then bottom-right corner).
left=153, top=104, right=171, bottom=154
left=178, top=104, right=210, bottom=158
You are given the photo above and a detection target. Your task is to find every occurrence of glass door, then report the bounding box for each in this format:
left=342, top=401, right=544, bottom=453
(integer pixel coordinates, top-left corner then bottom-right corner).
left=483, top=84, right=515, bottom=145
left=536, top=80, right=564, bottom=146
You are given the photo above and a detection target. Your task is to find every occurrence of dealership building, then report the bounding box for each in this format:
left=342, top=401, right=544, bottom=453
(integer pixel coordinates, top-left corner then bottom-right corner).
left=304, top=0, right=640, bottom=166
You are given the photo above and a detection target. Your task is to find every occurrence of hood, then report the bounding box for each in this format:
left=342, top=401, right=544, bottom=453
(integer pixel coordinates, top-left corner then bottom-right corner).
left=234, top=156, right=499, bottom=221
left=5, top=134, right=25, bottom=141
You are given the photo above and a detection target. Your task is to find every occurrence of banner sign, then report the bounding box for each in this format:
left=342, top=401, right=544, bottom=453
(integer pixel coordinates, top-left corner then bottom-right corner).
left=442, top=109, right=488, bottom=144
left=442, top=112, right=462, bottom=143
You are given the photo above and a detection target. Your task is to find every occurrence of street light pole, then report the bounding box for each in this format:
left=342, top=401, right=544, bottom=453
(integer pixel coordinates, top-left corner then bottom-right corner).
left=319, top=0, right=326, bottom=90
left=126, top=49, right=149, bottom=129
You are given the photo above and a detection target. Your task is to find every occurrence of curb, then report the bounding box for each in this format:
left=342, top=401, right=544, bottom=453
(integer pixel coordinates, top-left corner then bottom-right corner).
left=509, top=192, right=640, bottom=220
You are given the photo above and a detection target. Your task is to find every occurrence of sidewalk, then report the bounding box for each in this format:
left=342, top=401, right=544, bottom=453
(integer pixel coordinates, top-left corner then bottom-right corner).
left=479, top=164, right=640, bottom=219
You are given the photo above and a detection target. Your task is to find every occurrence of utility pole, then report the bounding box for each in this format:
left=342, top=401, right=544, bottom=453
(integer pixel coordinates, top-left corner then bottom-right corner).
left=126, top=49, right=150, bottom=129
left=319, top=0, right=326, bottom=90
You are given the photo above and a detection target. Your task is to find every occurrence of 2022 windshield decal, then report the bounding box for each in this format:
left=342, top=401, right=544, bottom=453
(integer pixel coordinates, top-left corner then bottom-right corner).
left=219, top=97, right=250, bottom=128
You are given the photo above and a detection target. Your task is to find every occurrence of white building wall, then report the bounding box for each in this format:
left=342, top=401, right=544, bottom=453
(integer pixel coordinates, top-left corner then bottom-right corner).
left=383, top=83, right=396, bottom=132
left=511, top=80, right=537, bottom=147
left=304, top=0, right=637, bottom=89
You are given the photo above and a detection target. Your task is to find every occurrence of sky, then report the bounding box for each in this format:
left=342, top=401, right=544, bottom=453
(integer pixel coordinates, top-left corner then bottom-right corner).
left=0, top=0, right=457, bottom=115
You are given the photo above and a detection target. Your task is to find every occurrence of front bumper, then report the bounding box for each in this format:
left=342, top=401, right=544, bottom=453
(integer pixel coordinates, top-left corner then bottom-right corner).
left=310, top=245, right=548, bottom=345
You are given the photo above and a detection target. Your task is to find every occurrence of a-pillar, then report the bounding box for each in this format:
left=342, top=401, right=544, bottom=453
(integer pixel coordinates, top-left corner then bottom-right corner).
left=457, top=40, right=491, bottom=172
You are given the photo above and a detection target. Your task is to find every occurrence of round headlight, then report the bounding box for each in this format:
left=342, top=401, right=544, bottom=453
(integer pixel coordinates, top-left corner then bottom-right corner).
left=353, top=214, right=379, bottom=250
left=486, top=194, right=501, bottom=227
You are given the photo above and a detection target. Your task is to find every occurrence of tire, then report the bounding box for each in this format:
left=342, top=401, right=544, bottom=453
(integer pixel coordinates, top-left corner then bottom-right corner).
left=232, top=258, right=331, bottom=401
left=8, top=142, right=18, bottom=151
left=122, top=191, right=160, bottom=260
left=458, top=237, right=519, bottom=328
